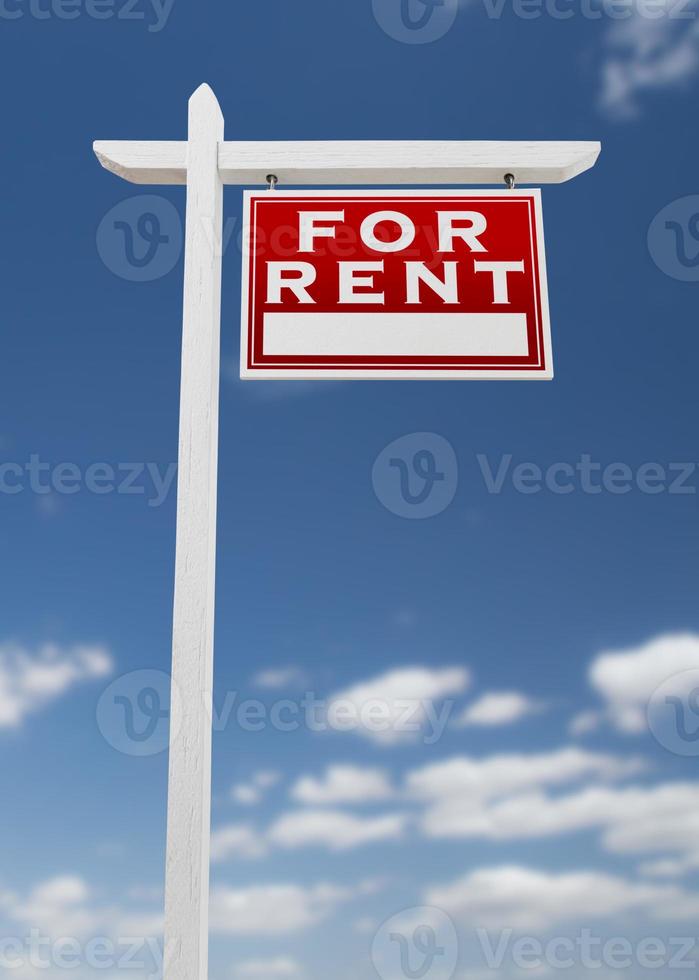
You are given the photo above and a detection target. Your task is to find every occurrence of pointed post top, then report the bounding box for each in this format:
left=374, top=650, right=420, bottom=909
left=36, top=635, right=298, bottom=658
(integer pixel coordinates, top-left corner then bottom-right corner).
left=188, top=82, right=224, bottom=139
left=189, top=83, right=222, bottom=114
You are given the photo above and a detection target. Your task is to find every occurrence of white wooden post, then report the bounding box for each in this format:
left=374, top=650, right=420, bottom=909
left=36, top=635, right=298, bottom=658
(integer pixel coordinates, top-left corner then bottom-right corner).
left=163, top=83, right=223, bottom=980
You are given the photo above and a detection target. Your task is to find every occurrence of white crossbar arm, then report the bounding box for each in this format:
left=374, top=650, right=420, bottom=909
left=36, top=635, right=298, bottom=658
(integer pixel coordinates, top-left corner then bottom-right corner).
left=93, top=138, right=600, bottom=186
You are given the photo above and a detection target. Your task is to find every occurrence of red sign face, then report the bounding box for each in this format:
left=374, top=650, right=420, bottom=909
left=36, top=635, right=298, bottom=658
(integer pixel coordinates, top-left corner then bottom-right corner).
left=240, top=189, right=552, bottom=380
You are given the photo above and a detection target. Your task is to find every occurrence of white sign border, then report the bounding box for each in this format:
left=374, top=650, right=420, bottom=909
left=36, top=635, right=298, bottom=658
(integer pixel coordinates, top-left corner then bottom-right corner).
left=239, top=187, right=553, bottom=381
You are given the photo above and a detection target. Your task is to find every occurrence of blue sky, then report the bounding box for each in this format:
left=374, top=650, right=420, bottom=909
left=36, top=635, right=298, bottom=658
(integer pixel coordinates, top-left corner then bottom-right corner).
left=2, top=1, right=699, bottom=979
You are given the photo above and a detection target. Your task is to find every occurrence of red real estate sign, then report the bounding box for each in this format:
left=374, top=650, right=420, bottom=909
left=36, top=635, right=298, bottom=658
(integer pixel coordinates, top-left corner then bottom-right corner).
left=240, top=189, right=552, bottom=380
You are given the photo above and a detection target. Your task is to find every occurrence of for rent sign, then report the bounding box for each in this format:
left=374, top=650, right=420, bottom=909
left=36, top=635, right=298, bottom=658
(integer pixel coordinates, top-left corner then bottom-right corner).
left=240, top=189, right=552, bottom=380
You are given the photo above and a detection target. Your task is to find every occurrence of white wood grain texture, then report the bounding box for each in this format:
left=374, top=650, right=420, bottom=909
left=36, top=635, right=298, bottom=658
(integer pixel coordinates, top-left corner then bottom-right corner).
left=163, top=83, right=223, bottom=980
left=93, top=139, right=601, bottom=185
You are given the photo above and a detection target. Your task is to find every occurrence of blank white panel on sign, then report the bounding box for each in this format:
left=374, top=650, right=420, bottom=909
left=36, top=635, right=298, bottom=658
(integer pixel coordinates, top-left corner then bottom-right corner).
left=263, top=313, right=529, bottom=357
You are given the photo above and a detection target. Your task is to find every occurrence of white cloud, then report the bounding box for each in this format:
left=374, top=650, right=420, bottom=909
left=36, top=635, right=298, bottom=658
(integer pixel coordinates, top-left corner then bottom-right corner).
left=426, top=865, right=699, bottom=931
left=569, top=710, right=603, bottom=736
left=291, top=765, right=394, bottom=805
left=231, top=770, right=280, bottom=806
left=586, top=632, right=699, bottom=732
left=600, top=781, right=699, bottom=860
left=638, top=856, right=699, bottom=878
left=0, top=642, right=113, bottom=728
left=209, top=882, right=352, bottom=934
left=418, top=783, right=679, bottom=844
left=252, top=667, right=305, bottom=690
left=268, top=809, right=407, bottom=851
left=10, top=876, right=98, bottom=938
left=408, top=747, right=639, bottom=810
left=213, top=800, right=406, bottom=858
left=0, top=887, right=16, bottom=912
left=233, top=958, right=303, bottom=978
left=408, top=747, right=646, bottom=842
left=455, top=692, right=544, bottom=728
left=210, top=824, right=269, bottom=862
left=5, top=874, right=162, bottom=956
left=409, top=750, right=699, bottom=880
left=326, top=666, right=470, bottom=744
left=31, top=876, right=89, bottom=906
left=599, top=4, right=699, bottom=118
left=231, top=784, right=262, bottom=806
left=256, top=770, right=280, bottom=788
left=353, top=916, right=378, bottom=934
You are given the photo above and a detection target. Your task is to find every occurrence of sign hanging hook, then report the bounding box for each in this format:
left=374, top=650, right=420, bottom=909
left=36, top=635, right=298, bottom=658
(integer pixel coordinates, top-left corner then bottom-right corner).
left=504, top=173, right=516, bottom=190
left=266, top=174, right=278, bottom=191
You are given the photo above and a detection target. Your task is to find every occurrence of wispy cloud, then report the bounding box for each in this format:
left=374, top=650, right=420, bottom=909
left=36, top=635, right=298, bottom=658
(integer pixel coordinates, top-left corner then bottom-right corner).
left=407, top=746, right=645, bottom=838
left=403, top=744, right=699, bottom=879
left=454, top=691, right=545, bottom=728
left=225, top=362, right=340, bottom=402
left=251, top=666, right=307, bottom=690
left=325, top=665, right=470, bottom=744
left=209, top=881, right=356, bottom=934
left=291, top=765, right=394, bottom=805
left=2, top=873, right=163, bottom=957
left=268, top=808, right=407, bottom=851
left=231, top=770, right=280, bottom=806
left=426, top=865, right=699, bottom=930
left=212, top=806, right=406, bottom=859
left=408, top=747, right=639, bottom=805
left=233, top=958, right=304, bottom=979
left=0, top=642, right=113, bottom=728
left=210, top=823, right=269, bottom=862
left=599, top=2, right=699, bottom=117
